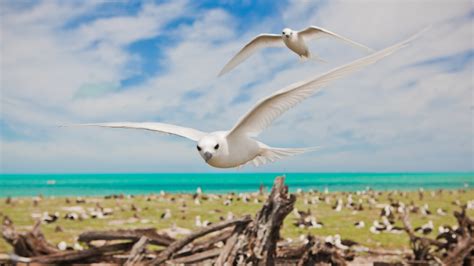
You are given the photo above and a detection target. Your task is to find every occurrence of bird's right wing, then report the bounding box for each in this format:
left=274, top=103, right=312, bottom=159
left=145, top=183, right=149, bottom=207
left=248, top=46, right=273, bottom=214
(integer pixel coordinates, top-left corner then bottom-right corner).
left=227, top=29, right=425, bottom=139
left=247, top=146, right=319, bottom=167
left=299, top=26, right=374, bottom=53
left=218, top=34, right=283, bottom=76
left=68, top=122, right=207, bottom=141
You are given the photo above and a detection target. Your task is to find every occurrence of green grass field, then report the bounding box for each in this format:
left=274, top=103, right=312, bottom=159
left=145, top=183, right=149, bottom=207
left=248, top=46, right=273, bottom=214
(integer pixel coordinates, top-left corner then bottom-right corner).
left=1, top=189, right=473, bottom=252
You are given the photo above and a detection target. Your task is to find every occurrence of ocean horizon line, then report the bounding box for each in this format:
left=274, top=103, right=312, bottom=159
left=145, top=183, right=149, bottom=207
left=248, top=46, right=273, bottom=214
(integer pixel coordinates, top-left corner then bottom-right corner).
left=1, top=171, right=473, bottom=175
left=1, top=172, right=473, bottom=197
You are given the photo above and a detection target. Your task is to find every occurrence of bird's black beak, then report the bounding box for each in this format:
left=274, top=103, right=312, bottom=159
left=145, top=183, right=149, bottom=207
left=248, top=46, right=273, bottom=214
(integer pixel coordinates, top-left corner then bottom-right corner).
left=204, top=152, right=212, bottom=162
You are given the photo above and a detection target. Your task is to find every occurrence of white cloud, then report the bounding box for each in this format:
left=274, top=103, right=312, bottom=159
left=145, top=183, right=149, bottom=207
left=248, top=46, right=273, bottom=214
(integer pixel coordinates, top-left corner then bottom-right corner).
left=1, top=0, right=190, bottom=105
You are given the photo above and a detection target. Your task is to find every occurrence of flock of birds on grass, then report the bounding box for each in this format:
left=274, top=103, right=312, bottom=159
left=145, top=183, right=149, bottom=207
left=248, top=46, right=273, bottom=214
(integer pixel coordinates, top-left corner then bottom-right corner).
left=3, top=185, right=472, bottom=252
left=290, top=188, right=472, bottom=239
left=69, top=26, right=426, bottom=168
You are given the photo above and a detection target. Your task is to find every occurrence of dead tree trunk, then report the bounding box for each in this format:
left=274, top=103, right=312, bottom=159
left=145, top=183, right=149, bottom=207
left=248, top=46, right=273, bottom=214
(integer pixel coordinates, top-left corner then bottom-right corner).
left=2, top=216, right=58, bottom=257
left=442, top=208, right=474, bottom=266
left=216, top=176, right=296, bottom=265
left=248, top=175, right=296, bottom=265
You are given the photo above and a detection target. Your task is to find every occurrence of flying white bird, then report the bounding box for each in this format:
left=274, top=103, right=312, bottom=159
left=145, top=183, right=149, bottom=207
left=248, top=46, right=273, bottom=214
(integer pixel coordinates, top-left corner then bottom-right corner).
left=71, top=31, right=421, bottom=169
left=218, top=26, right=374, bottom=76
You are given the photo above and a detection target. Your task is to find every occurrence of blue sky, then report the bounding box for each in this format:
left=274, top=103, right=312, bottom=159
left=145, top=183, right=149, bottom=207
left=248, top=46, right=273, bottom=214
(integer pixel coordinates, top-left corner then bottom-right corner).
left=1, top=0, right=472, bottom=173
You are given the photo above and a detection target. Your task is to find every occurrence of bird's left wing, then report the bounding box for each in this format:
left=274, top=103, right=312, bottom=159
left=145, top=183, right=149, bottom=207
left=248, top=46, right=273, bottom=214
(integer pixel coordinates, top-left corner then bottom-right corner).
left=70, top=122, right=206, bottom=141
left=299, top=26, right=374, bottom=53
left=227, top=29, right=423, bottom=139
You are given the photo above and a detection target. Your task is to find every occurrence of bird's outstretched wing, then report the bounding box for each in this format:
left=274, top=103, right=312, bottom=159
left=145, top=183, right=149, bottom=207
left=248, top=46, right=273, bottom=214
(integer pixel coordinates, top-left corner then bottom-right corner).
left=247, top=146, right=319, bottom=167
left=227, top=29, right=423, bottom=138
left=70, top=122, right=206, bottom=141
left=218, top=34, right=283, bottom=76
left=299, top=26, right=374, bottom=53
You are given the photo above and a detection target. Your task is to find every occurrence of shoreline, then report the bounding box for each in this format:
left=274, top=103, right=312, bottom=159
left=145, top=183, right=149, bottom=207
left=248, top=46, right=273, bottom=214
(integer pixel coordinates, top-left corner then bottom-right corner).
left=1, top=185, right=473, bottom=199
left=1, top=172, right=472, bottom=197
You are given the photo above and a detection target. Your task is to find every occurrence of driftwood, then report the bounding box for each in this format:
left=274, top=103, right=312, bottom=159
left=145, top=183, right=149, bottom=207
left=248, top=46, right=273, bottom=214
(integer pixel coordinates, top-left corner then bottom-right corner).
left=401, top=211, right=442, bottom=262
left=246, top=175, right=297, bottom=264
left=215, top=176, right=296, bottom=265
left=150, top=215, right=252, bottom=264
left=31, top=242, right=133, bottom=264
left=176, top=228, right=233, bottom=256
left=149, top=176, right=300, bottom=265
left=214, top=222, right=248, bottom=265
left=170, top=247, right=223, bottom=264
left=401, top=206, right=474, bottom=266
left=124, top=236, right=149, bottom=266
left=78, top=228, right=174, bottom=246
left=2, top=217, right=58, bottom=257
left=442, top=208, right=474, bottom=266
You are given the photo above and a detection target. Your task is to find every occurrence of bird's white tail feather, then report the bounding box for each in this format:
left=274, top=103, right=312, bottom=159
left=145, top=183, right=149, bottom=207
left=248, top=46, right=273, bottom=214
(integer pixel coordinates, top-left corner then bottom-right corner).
left=250, top=146, right=319, bottom=167
left=300, top=51, right=328, bottom=63
left=309, top=56, right=328, bottom=63
left=308, top=52, right=328, bottom=63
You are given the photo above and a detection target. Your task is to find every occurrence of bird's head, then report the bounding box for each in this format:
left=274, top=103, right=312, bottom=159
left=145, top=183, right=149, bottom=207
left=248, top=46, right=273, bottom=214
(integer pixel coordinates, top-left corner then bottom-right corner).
left=196, top=134, right=223, bottom=163
left=282, top=28, right=293, bottom=39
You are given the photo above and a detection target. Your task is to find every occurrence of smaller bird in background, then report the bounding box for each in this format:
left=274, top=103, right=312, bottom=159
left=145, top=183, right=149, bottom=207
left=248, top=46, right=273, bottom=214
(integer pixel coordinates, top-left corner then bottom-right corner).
left=436, top=208, right=447, bottom=216
left=218, top=26, right=373, bottom=76
left=195, top=215, right=211, bottom=227
left=415, top=220, right=434, bottom=235
left=354, top=221, right=365, bottom=229
left=160, top=209, right=172, bottom=220
left=42, top=212, right=59, bottom=224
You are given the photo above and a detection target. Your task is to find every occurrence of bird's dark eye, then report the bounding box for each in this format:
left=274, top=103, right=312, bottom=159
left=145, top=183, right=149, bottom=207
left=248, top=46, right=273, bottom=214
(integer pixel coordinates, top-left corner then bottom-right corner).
left=214, top=144, right=219, bottom=150
left=197, top=146, right=201, bottom=151
left=282, top=31, right=285, bottom=34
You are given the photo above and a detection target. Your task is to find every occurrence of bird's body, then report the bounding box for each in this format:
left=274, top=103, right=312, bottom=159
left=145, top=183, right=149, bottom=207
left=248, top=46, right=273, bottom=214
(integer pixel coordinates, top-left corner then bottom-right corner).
left=218, top=26, right=374, bottom=76
left=281, top=29, right=310, bottom=58
left=199, top=131, right=260, bottom=168
left=70, top=30, right=423, bottom=168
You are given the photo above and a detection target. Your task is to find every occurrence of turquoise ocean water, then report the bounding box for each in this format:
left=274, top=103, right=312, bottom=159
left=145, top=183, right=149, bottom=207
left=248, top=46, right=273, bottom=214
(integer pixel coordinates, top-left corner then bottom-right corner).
left=1, top=172, right=473, bottom=197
